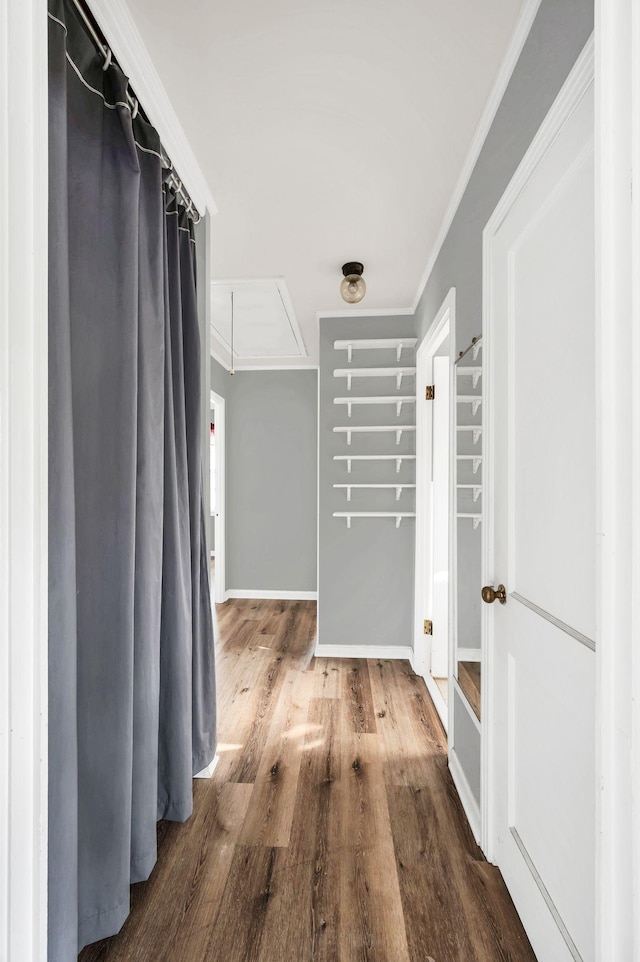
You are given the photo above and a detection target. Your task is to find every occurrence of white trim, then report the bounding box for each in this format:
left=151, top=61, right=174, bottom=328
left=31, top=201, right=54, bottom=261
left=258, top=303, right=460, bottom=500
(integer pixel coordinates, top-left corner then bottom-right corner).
left=226, top=363, right=319, bottom=372
left=0, top=1, right=49, bottom=959
left=317, top=307, right=415, bottom=320
left=194, top=754, right=220, bottom=779
left=457, top=647, right=482, bottom=663
left=314, top=644, right=413, bottom=661
left=413, top=289, right=454, bottom=697
left=409, top=0, right=542, bottom=313
left=210, top=391, right=226, bottom=604
left=482, top=35, right=594, bottom=863
left=449, top=748, right=481, bottom=845
left=595, top=3, right=639, bottom=957
left=88, top=0, right=216, bottom=215
left=226, top=589, right=318, bottom=601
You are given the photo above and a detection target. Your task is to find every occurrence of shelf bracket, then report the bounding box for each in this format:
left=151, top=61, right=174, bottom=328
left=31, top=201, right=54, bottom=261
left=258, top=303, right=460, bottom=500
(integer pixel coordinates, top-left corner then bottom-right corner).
left=395, top=458, right=402, bottom=474
left=395, top=515, right=402, bottom=529
left=347, top=372, right=352, bottom=391
left=473, top=517, right=481, bottom=530
left=472, top=428, right=482, bottom=445
left=347, top=344, right=353, bottom=363
left=472, top=341, right=482, bottom=361
left=347, top=401, right=353, bottom=418
left=346, top=486, right=352, bottom=502
left=472, top=371, right=481, bottom=389
left=346, top=429, right=352, bottom=445
left=396, top=428, right=403, bottom=445
left=472, top=399, right=481, bottom=416
left=347, top=515, right=352, bottom=529
left=396, top=372, right=403, bottom=390
left=395, top=486, right=402, bottom=501
left=472, top=458, right=482, bottom=474
left=346, top=458, right=352, bottom=474
left=396, top=400, right=403, bottom=417
left=473, top=486, right=481, bottom=503
left=396, top=344, right=402, bottom=362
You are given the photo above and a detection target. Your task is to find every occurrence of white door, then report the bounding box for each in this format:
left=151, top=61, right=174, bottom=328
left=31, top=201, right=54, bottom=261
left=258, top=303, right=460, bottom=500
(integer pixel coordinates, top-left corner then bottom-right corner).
left=430, top=354, right=450, bottom=679
left=484, top=71, right=595, bottom=962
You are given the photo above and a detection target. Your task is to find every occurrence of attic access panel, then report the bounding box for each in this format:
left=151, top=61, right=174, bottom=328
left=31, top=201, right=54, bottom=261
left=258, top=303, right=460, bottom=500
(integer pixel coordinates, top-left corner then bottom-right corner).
left=210, top=278, right=307, bottom=359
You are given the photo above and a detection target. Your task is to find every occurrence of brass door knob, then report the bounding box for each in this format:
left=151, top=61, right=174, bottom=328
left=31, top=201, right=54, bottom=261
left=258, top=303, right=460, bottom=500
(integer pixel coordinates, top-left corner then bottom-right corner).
left=481, top=584, right=507, bottom=605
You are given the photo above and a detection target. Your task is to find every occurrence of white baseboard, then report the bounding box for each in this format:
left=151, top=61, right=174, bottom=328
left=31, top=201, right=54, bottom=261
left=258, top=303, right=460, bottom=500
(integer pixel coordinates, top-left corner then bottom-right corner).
left=448, top=747, right=481, bottom=844
left=457, top=647, right=481, bottom=662
left=225, top=588, right=318, bottom=601
left=314, top=644, right=413, bottom=661
left=194, top=754, right=220, bottom=779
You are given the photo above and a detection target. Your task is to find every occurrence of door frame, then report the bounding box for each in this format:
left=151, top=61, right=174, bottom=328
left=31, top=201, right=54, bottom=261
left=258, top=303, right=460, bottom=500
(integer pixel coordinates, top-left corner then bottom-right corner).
left=209, top=390, right=227, bottom=604
left=413, top=288, right=455, bottom=732
left=0, top=1, right=49, bottom=959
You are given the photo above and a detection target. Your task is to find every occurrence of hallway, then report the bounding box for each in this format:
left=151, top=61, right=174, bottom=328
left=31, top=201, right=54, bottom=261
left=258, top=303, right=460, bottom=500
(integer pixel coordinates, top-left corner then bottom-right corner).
left=80, top=599, right=535, bottom=962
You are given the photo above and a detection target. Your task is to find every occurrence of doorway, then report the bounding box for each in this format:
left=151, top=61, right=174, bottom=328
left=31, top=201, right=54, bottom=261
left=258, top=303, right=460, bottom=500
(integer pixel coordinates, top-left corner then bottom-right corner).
left=209, top=390, right=226, bottom=604
left=414, top=289, right=454, bottom=732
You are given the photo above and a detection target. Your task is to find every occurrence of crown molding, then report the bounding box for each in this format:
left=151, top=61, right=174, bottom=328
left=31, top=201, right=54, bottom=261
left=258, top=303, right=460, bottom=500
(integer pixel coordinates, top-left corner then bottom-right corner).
left=88, top=0, right=217, bottom=216
left=409, top=0, right=542, bottom=314
left=316, top=307, right=415, bottom=321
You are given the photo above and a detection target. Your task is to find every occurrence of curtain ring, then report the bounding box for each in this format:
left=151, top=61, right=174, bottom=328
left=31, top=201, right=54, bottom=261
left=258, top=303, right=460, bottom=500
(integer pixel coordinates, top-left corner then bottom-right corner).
left=101, top=47, right=112, bottom=71
left=132, top=98, right=139, bottom=120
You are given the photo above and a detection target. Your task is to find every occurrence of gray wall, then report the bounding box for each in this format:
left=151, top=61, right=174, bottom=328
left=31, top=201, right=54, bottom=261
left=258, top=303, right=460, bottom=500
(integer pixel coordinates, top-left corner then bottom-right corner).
left=413, top=0, right=594, bottom=802
left=319, top=315, right=419, bottom=649
left=213, top=366, right=318, bottom=593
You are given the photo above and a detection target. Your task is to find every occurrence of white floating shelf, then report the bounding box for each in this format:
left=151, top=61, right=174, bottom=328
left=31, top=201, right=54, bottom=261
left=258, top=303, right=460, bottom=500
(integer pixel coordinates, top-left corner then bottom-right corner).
left=457, top=395, right=482, bottom=416
left=456, top=367, right=482, bottom=389
left=333, top=425, right=416, bottom=445
left=334, top=367, right=416, bottom=390
left=334, top=338, right=418, bottom=362
left=334, top=511, right=416, bottom=529
left=334, top=483, right=416, bottom=502
left=456, top=425, right=482, bottom=445
left=334, top=396, right=415, bottom=417
left=457, top=484, right=482, bottom=502
left=457, top=454, right=482, bottom=474
left=457, top=512, right=482, bottom=530
left=334, top=454, right=416, bottom=474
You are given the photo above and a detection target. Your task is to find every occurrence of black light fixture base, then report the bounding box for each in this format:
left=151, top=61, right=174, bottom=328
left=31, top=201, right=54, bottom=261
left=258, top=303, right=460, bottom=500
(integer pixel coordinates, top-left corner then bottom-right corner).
left=342, top=261, right=364, bottom=277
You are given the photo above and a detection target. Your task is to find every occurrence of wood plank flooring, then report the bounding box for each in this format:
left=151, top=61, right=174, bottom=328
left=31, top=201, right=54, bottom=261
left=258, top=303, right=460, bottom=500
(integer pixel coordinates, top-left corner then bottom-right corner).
left=79, top=598, right=536, bottom=962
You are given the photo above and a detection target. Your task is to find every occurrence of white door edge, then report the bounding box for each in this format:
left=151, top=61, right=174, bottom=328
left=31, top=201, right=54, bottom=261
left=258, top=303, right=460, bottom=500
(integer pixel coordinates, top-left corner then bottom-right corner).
left=210, top=390, right=226, bottom=604
left=413, top=287, right=455, bottom=736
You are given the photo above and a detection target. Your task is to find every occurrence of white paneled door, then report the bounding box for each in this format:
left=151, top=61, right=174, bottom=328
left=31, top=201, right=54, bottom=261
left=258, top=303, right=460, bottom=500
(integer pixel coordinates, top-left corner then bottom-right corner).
left=484, top=55, right=595, bottom=962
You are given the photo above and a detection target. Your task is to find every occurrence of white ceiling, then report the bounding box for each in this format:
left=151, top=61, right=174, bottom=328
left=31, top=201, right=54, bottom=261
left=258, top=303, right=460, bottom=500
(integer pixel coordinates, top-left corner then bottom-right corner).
left=124, top=0, right=525, bottom=367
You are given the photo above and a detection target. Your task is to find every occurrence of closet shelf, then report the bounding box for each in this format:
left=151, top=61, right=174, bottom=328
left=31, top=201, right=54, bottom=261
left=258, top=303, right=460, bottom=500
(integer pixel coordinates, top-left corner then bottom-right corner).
left=334, top=454, right=416, bottom=474
left=457, top=484, right=482, bottom=502
left=334, top=338, right=418, bottom=362
left=457, top=512, right=482, bottom=530
left=334, top=396, right=415, bottom=417
left=456, top=425, right=482, bottom=445
left=334, top=483, right=416, bottom=502
left=456, top=367, right=482, bottom=389
left=333, top=425, right=416, bottom=445
left=334, top=367, right=416, bottom=390
left=457, top=454, right=482, bottom=474
left=457, top=395, right=482, bottom=416
left=333, top=511, right=416, bottom=529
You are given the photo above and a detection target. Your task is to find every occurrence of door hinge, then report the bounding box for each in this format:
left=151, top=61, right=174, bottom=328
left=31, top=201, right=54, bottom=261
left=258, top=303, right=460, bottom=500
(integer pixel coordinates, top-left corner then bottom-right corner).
left=425, top=385, right=435, bottom=401
left=423, top=619, right=433, bottom=635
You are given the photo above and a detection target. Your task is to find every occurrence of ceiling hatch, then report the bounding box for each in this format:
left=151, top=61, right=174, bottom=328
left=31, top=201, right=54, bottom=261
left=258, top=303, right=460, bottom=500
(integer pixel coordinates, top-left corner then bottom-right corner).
left=210, top=278, right=307, bottom=362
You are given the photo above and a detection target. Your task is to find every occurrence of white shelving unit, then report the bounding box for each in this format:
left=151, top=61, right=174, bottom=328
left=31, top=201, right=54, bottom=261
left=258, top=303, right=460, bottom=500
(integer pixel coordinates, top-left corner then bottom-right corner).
left=334, top=337, right=417, bottom=362
left=333, top=367, right=416, bottom=390
left=334, top=483, right=416, bottom=502
left=332, top=336, right=417, bottom=527
left=334, top=454, right=416, bottom=474
left=333, top=511, right=416, bottom=529
left=334, top=395, right=415, bottom=417
left=456, top=366, right=482, bottom=389
left=333, top=425, right=416, bottom=445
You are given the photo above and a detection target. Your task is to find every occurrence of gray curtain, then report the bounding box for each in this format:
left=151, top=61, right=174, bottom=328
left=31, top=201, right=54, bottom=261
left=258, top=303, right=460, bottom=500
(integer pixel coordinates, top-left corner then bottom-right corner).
left=47, top=2, right=216, bottom=958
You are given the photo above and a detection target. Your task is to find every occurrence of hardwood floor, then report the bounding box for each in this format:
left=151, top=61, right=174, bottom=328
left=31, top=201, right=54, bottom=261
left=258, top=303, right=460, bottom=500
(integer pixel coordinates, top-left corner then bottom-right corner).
left=79, top=599, right=536, bottom=962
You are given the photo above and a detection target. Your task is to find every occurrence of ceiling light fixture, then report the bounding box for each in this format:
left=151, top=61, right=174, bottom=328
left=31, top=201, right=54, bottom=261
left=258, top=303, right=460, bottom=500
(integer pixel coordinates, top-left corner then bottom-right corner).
left=340, top=262, right=366, bottom=304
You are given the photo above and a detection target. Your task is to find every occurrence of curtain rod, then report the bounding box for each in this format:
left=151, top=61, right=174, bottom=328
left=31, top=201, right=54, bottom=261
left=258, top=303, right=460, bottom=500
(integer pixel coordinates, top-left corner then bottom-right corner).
left=68, top=0, right=201, bottom=221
